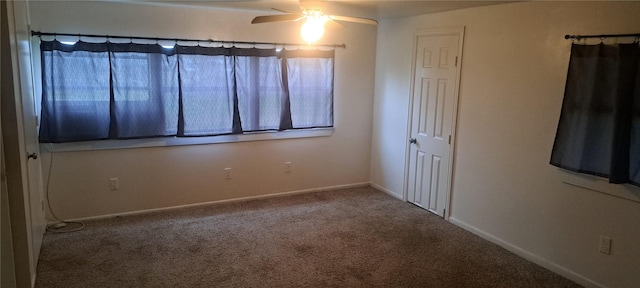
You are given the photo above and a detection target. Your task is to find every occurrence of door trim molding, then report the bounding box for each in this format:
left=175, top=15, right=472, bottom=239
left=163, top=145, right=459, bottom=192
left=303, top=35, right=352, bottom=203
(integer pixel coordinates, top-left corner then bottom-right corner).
left=403, top=27, right=465, bottom=221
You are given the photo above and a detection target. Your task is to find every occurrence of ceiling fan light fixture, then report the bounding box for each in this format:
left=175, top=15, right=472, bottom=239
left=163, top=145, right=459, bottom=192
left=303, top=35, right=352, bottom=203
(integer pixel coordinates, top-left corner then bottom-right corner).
left=301, top=15, right=327, bottom=44
left=250, top=0, right=377, bottom=44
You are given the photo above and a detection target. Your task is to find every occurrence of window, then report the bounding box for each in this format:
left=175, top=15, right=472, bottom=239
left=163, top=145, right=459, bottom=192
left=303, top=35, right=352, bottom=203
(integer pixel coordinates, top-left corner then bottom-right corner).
left=39, top=40, right=334, bottom=143
left=550, top=43, right=639, bottom=187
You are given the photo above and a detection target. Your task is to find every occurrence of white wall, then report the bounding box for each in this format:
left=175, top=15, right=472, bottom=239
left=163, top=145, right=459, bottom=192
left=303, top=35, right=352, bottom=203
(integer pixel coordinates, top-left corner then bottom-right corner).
left=371, top=2, right=640, bottom=288
left=29, top=1, right=376, bottom=219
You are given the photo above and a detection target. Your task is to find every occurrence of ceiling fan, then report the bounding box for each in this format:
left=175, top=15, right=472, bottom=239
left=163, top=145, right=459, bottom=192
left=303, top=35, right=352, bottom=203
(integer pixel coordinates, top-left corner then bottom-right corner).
left=251, top=0, right=378, bottom=43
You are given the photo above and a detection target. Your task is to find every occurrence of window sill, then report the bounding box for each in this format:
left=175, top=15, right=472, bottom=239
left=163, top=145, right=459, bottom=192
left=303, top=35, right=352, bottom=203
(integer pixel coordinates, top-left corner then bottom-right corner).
left=44, top=128, right=334, bottom=152
left=560, top=169, right=640, bottom=203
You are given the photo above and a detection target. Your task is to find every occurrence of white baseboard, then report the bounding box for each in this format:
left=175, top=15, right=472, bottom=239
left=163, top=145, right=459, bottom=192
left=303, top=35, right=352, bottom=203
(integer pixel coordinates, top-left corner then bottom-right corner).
left=370, top=182, right=404, bottom=200
left=56, top=182, right=371, bottom=223
left=448, top=217, right=606, bottom=288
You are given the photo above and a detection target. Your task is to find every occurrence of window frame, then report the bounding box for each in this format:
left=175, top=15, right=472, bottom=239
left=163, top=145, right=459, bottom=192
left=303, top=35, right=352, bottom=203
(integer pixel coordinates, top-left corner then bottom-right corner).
left=45, top=127, right=334, bottom=152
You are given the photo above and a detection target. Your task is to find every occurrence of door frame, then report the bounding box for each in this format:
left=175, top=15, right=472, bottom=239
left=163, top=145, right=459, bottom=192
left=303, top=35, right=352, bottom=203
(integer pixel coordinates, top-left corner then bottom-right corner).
left=403, top=27, right=465, bottom=221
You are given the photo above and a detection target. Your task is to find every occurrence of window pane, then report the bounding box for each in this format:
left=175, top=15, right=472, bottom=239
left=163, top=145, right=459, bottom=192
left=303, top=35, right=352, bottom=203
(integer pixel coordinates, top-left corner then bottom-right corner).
left=111, top=52, right=179, bottom=138
left=287, top=57, right=333, bottom=128
left=40, top=49, right=111, bottom=142
left=179, top=54, right=235, bottom=135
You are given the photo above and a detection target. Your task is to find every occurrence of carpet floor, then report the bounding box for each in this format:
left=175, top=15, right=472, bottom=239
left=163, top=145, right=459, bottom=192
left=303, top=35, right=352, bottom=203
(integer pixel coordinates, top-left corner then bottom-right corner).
left=35, top=186, right=581, bottom=287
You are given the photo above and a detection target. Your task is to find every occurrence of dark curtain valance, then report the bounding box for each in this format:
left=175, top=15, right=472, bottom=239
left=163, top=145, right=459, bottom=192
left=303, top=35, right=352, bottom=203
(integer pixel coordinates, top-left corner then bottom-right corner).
left=40, top=40, right=109, bottom=53
left=175, top=46, right=233, bottom=56
left=39, top=40, right=334, bottom=57
left=551, top=43, right=640, bottom=187
left=40, top=40, right=284, bottom=56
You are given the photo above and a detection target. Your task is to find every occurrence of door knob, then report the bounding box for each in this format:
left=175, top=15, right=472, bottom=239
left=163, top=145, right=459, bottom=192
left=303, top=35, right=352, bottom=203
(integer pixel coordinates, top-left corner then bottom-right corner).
left=409, top=138, right=417, bottom=144
left=27, top=152, right=38, bottom=160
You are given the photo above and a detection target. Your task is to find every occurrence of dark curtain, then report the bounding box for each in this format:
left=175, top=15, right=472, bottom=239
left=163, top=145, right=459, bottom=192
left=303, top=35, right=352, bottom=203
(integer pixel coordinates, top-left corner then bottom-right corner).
left=39, top=41, right=111, bottom=142
left=550, top=43, right=640, bottom=187
left=284, top=49, right=334, bottom=129
left=176, top=46, right=237, bottom=136
left=39, top=40, right=334, bottom=143
left=109, top=43, right=179, bottom=138
left=235, top=48, right=286, bottom=131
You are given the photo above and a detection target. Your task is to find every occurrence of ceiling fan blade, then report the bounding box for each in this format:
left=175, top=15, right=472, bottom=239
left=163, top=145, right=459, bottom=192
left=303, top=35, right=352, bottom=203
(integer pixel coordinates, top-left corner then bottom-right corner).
left=271, top=8, right=296, bottom=14
left=251, top=14, right=304, bottom=24
left=328, top=15, right=378, bottom=25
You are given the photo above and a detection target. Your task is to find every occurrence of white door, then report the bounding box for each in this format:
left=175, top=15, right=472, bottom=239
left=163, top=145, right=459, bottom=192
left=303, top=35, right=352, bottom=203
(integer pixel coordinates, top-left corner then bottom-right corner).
left=8, top=0, right=46, bottom=276
left=406, top=30, right=462, bottom=217
left=19, top=33, right=46, bottom=268
left=16, top=0, right=45, bottom=263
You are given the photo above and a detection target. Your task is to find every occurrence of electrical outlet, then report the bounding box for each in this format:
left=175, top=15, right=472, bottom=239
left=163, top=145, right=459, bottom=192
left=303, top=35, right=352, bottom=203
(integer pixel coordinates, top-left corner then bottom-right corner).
left=224, top=168, right=233, bottom=180
left=284, top=162, right=292, bottom=173
left=599, top=236, right=612, bottom=255
left=109, top=178, right=119, bottom=190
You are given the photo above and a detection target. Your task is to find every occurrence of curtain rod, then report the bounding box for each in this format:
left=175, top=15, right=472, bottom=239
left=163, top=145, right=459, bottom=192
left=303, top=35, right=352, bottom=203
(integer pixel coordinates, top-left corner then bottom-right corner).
left=564, top=33, right=640, bottom=40
left=31, top=31, right=346, bottom=49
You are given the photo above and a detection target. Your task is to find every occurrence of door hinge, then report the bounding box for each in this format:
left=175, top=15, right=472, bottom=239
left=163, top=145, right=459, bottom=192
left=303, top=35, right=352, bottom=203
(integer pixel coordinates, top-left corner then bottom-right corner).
left=448, top=135, right=451, bottom=144
left=454, top=56, right=458, bottom=67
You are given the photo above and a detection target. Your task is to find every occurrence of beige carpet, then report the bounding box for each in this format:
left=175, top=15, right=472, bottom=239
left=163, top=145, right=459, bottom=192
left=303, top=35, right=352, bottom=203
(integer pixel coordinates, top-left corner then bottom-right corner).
left=35, top=186, right=581, bottom=287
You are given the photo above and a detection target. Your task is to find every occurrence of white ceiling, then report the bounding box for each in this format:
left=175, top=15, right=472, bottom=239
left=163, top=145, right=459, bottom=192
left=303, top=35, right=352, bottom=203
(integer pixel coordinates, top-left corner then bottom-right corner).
left=122, top=0, right=518, bottom=20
